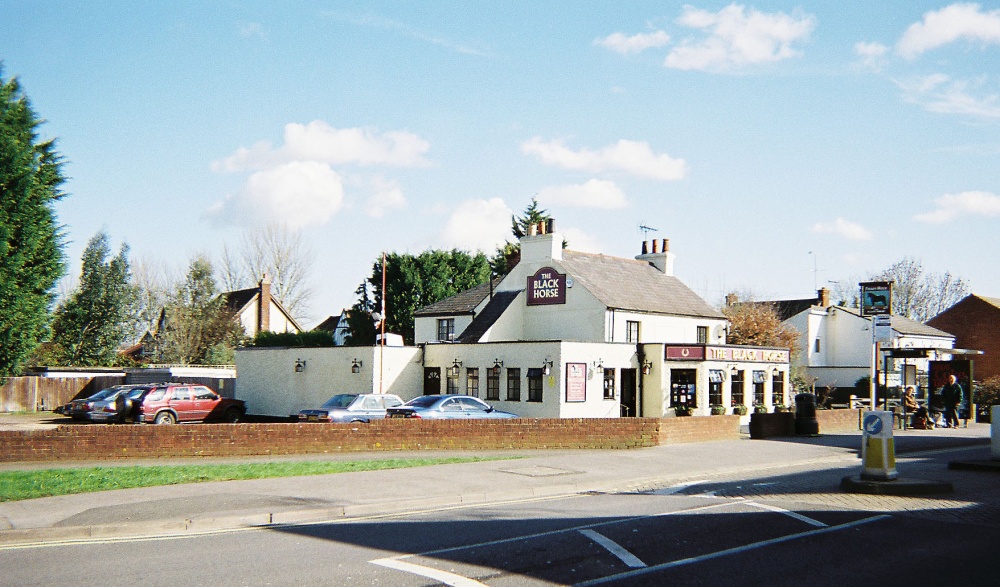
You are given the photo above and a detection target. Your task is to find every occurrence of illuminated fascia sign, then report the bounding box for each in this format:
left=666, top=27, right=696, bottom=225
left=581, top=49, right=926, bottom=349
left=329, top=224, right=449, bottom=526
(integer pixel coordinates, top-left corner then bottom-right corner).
left=860, top=281, right=892, bottom=317
left=665, top=345, right=789, bottom=363
left=527, top=267, right=567, bottom=306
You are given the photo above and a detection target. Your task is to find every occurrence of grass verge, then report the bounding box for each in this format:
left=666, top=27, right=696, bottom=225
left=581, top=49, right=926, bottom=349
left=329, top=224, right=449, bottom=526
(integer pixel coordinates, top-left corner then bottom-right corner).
left=0, top=457, right=517, bottom=502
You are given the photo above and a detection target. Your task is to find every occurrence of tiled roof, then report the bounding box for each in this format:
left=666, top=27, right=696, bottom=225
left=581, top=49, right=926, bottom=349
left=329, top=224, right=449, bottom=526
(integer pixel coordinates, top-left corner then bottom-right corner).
left=222, top=287, right=258, bottom=312
left=457, top=290, right=522, bottom=343
left=414, top=279, right=501, bottom=317
left=558, top=250, right=724, bottom=319
left=836, top=307, right=954, bottom=338
left=978, top=295, right=1000, bottom=310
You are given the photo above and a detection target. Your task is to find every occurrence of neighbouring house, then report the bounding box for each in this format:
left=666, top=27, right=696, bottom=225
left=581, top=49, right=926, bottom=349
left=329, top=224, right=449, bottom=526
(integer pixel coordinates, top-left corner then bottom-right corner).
left=223, top=274, right=302, bottom=338
left=927, top=294, right=1000, bottom=380
left=236, top=221, right=792, bottom=419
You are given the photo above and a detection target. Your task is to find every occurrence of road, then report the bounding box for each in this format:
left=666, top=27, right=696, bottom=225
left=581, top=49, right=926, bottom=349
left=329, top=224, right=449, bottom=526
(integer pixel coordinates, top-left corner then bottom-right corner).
left=3, top=444, right=998, bottom=586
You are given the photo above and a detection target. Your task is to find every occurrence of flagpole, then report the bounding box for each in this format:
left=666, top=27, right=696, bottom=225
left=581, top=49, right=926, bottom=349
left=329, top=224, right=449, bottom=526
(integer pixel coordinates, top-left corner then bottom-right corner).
left=379, top=251, right=386, bottom=395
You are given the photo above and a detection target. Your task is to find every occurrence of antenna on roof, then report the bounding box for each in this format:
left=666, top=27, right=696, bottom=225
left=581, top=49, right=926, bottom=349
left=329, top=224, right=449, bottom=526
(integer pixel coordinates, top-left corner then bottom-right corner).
left=638, top=224, right=659, bottom=239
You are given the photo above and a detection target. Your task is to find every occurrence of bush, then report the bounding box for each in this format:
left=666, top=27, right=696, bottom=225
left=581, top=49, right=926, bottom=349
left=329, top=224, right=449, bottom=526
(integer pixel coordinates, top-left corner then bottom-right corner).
left=247, top=330, right=335, bottom=348
left=753, top=404, right=767, bottom=414
left=710, top=405, right=727, bottom=415
left=975, top=376, right=1000, bottom=421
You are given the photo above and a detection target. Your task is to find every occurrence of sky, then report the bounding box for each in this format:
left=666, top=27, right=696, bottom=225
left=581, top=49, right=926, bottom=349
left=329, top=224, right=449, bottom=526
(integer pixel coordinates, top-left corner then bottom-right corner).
left=3, top=1, right=1000, bottom=328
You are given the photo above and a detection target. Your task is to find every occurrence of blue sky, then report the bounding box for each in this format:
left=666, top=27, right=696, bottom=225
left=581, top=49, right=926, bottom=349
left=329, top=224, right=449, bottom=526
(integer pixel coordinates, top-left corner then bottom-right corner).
left=3, top=1, right=999, bottom=327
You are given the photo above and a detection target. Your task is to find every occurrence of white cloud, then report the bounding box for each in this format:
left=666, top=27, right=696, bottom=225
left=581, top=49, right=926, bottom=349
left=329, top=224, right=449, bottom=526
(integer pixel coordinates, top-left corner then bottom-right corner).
left=239, top=22, right=267, bottom=40
left=536, top=179, right=628, bottom=209
left=521, top=137, right=687, bottom=181
left=664, top=4, right=816, bottom=72
left=560, top=227, right=604, bottom=253
left=207, top=161, right=345, bottom=229
left=364, top=177, right=406, bottom=218
left=811, top=217, right=873, bottom=240
left=435, top=198, right=513, bottom=252
left=895, top=74, right=1000, bottom=118
left=212, top=121, right=431, bottom=172
left=897, top=3, right=1000, bottom=59
left=594, top=30, right=671, bottom=54
left=913, top=190, right=1000, bottom=223
left=854, top=41, right=889, bottom=71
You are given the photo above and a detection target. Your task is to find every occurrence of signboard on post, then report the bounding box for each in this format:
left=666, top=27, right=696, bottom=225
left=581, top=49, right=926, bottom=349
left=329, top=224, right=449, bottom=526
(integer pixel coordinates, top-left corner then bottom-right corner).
left=873, top=314, right=892, bottom=342
left=860, top=281, right=892, bottom=316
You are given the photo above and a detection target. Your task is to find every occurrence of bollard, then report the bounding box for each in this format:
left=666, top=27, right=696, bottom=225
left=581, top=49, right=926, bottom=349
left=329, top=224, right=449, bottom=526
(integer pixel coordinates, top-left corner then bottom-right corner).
left=860, top=410, right=897, bottom=481
left=992, top=406, right=1000, bottom=461
left=794, top=393, right=819, bottom=435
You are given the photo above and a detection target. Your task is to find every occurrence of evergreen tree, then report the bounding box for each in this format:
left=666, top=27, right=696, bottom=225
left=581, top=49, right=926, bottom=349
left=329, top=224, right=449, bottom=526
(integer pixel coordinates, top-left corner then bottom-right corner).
left=0, top=69, right=66, bottom=377
left=49, top=231, right=138, bottom=366
left=489, top=198, right=562, bottom=276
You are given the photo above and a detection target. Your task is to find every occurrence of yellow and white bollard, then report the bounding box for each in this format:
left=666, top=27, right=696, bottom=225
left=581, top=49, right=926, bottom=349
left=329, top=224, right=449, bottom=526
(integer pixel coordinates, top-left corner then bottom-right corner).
left=860, top=410, right=897, bottom=481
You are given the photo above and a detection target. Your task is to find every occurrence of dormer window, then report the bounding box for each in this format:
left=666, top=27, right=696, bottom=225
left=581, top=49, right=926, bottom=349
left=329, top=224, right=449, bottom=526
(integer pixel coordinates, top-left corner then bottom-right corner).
left=437, top=318, right=455, bottom=341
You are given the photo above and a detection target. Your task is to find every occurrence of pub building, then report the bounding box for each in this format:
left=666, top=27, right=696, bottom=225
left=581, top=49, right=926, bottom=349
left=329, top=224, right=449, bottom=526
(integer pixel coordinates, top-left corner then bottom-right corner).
left=413, top=220, right=790, bottom=419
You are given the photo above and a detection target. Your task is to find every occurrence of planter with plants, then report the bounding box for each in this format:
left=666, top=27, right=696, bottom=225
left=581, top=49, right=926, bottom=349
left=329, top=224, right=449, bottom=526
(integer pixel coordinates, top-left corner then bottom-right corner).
left=732, top=405, right=748, bottom=416
left=753, top=404, right=768, bottom=414
left=673, top=406, right=692, bottom=417
left=773, top=404, right=790, bottom=413
left=710, top=405, right=727, bottom=415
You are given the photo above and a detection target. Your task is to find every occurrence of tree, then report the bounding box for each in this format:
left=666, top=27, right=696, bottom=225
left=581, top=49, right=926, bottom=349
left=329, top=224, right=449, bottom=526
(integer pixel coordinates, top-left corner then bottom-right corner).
left=152, top=256, right=244, bottom=364
left=47, top=231, right=138, bottom=366
left=722, top=296, right=801, bottom=357
left=349, top=250, right=492, bottom=345
left=489, top=198, right=555, bottom=276
left=0, top=69, right=66, bottom=377
left=868, top=257, right=969, bottom=322
left=218, top=223, right=313, bottom=321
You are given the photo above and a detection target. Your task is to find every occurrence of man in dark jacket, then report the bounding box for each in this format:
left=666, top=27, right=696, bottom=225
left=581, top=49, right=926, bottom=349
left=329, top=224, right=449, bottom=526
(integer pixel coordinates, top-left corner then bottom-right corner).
left=941, top=374, right=964, bottom=428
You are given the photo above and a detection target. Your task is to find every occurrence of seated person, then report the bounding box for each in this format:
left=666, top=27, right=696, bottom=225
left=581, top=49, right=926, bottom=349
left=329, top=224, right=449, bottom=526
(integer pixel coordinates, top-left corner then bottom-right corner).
left=903, top=386, right=928, bottom=428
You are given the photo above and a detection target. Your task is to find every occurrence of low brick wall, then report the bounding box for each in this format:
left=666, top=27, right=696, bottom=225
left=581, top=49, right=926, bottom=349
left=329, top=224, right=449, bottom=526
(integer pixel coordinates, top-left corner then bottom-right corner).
left=816, top=409, right=861, bottom=433
left=658, top=415, right=742, bottom=444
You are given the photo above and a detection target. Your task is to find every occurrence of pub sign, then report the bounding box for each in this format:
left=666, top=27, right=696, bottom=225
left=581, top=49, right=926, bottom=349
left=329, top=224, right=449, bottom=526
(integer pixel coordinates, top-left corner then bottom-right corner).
left=860, top=281, right=892, bottom=316
left=527, top=267, right=567, bottom=306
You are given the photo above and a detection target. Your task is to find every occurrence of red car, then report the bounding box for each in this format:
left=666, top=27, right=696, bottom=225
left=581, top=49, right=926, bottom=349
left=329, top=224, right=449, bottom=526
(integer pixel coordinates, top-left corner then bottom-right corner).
left=136, top=384, right=246, bottom=424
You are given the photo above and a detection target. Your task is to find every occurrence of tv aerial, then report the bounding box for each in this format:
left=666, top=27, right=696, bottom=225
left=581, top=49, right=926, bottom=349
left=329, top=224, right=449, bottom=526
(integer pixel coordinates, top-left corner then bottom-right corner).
left=638, top=224, right=660, bottom=239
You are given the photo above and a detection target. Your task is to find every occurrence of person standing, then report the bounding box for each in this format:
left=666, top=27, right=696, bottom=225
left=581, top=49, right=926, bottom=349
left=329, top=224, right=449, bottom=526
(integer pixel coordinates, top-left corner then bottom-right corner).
left=941, top=374, right=964, bottom=428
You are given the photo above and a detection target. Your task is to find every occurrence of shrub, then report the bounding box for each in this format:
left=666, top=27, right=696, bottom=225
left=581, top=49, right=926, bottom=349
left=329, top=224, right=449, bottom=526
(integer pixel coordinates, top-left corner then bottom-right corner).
left=710, top=405, right=727, bottom=415
left=974, top=376, right=1000, bottom=420
left=247, top=330, right=335, bottom=348
left=732, top=405, right=748, bottom=416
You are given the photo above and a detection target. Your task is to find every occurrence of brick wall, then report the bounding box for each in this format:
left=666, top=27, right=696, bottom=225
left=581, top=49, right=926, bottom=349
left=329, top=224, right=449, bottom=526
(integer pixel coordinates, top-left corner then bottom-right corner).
left=657, top=415, right=742, bottom=444
left=927, top=296, right=1000, bottom=380
left=816, top=409, right=861, bottom=433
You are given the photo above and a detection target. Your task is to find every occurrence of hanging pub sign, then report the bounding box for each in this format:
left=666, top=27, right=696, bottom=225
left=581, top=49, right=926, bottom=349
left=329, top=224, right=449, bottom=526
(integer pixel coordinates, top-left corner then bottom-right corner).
left=860, top=281, right=892, bottom=316
left=527, top=267, right=567, bottom=306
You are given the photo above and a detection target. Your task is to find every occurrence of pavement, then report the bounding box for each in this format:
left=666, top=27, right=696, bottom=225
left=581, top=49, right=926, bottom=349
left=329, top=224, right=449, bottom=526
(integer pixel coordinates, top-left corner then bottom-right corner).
left=0, top=418, right=994, bottom=548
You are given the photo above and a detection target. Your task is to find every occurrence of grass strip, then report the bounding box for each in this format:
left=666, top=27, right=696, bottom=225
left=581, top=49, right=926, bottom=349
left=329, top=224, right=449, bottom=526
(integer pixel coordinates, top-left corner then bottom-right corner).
left=0, top=456, right=518, bottom=502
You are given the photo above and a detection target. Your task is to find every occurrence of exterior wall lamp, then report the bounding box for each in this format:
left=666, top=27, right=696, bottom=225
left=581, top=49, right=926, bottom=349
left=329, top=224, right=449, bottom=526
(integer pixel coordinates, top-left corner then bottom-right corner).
left=773, top=367, right=781, bottom=377
left=542, top=359, right=553, bottom=376
left=491, top=359, right=504, bottom=376
left=731, top=365, right=739, bottom=376
left=449, top=359, right=463, bottom=377
left=593, top=359, right=604, bottom=372
left=641, top=360, right=653, bottom=375
left=294, top=359, right=306, bottom=373
left=351, top=359, right=363, bottom=374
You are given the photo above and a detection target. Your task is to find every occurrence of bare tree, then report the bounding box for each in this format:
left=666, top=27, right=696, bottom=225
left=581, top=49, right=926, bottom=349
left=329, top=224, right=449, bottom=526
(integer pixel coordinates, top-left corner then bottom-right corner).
left=868, top=257, right=969, bottom=322
left=219, top=223, right=314, bottom=322
left=130, top=257, right=176, bottom=345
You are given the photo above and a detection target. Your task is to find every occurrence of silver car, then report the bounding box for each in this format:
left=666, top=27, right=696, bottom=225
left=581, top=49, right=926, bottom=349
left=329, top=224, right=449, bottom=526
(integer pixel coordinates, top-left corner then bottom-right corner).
left=87, top=386, right=151, bottom=423
left=386, top=395, right=518, bottom=419
left=297, top=394, right=404, bottom=423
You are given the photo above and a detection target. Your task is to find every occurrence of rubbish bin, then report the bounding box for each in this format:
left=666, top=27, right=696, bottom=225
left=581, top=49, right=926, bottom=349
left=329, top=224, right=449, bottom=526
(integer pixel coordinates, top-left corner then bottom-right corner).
left=794, top=392, right=819, bottom=435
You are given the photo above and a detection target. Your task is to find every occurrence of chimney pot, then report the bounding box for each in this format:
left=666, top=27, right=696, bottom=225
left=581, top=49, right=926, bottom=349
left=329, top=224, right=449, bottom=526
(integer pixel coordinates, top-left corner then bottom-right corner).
left=546, top=219, right=554, bottom=233
left=651, top=239, right=659, bottom=254
left=662, top=238, right=669, bottom=253
left=642, top=241, right=649, bottom=255
left=527, top=223, right=537, bottom=236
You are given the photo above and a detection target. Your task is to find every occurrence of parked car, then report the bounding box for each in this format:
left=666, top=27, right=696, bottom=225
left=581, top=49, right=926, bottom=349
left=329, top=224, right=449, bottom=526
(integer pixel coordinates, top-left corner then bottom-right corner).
left=136, top=384, right=246, bottom=424
left=87, top=385, right=155, bottom=423
left=298, top=393, right=404, bottom=423
left=385, top=395, right=518, bottom=419
left=57, top=386, right=132, bottom=421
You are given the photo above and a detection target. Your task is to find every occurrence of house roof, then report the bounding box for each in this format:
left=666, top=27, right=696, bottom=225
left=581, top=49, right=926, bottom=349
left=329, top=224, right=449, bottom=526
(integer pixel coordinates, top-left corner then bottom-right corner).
left=557, top=250, right=724, bottom=319
left=414, top=279, right=502, bottom=317
left=766, top=297, right=820, bottom=321
left=220, top=286, right=304, bottom=333
left=314, top=315, right=341, bottom=332
left=456, top=290, right=521, bottom=343
left=978, top=295, right=1000, bottom=310
left=835, top=306, right=954, bottom=339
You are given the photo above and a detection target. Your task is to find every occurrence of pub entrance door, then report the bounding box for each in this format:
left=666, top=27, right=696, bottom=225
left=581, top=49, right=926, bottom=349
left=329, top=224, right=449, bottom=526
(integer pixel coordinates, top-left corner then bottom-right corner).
left=423, top=367, right=441, bottom=395
left=620, top=368, right=638, bottom=417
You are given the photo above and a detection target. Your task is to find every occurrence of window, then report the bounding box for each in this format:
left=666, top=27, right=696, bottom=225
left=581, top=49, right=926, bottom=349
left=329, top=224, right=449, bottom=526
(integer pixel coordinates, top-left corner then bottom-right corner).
left=670, top=369, right=697, bottom=407
left=731, top=370, right=745, bottom=406
left=506, top=368, right=521, bottom=401
left=753, top=371, right=766, bottom=405
left=466, top=368, right=480, bottom=397
left=486, top=369, right=500, bottom=400
left=814, top=338, right=821, bottom=353
left=193, top=386, right=216, bottom=400
left=773, top=371, right=785, bottom=406
left=626, top=321, right=640, bottom=343
left=527, top=368, right=543, bottom=402
left=437, top=318, right=455, bottom=341
left=697, top=326, right=709, bottom=344
left=446, top=369, right=460, bottom=394
left=709, top=370, right=724, bottom=406
left=603, top=368, right=616, bottom=399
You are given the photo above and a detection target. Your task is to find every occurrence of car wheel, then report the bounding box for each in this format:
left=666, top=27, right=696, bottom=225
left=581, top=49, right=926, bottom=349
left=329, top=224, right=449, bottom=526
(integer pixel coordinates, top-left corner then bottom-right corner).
left=154, top=412, right=176, bottom=425
left=224, top=407, right=243, bottom=423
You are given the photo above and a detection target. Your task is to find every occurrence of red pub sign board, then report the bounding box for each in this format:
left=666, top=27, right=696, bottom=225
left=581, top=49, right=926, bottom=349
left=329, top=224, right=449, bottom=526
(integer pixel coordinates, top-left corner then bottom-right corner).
left=665, top=345, right=789, bottom=363
left=527, top=267, right=567, bottom=306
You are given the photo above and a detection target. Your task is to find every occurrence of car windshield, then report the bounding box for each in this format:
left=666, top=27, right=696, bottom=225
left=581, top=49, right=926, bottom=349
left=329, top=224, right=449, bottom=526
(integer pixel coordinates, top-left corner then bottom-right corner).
left=87, top=388, right=120, bottom=401
left=321, top=394, right=358, bottom=409
left=405, top=396, right=441, bottom=408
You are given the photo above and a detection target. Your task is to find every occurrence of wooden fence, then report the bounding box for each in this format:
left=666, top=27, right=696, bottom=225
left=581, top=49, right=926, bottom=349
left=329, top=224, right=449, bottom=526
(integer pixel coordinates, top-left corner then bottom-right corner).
left=0, top=376, right=125, bottom=412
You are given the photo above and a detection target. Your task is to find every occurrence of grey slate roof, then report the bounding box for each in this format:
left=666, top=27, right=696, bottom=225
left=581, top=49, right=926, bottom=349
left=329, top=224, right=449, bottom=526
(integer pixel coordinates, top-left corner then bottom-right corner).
left=457, top=290, right=522, bottom=343
left=836, top=307, right=954, bottom=338
left=558, top=250, right=724, bottom=319
left=413, top=279, right=500, bottom=317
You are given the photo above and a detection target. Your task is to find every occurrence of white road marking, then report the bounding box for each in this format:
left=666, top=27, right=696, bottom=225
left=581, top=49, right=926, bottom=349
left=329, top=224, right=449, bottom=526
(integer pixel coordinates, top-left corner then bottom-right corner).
left=573, top=514, right=891, bottom=586
left=650, top=479, right=710, bottom=495
left=579, top=529, right=646, bottom=568
left=744, top=501, right=828, bottom=527
left=371, top=558, right=488, bottom=587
